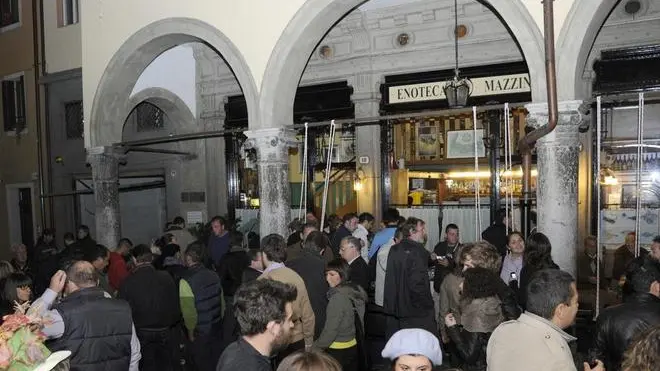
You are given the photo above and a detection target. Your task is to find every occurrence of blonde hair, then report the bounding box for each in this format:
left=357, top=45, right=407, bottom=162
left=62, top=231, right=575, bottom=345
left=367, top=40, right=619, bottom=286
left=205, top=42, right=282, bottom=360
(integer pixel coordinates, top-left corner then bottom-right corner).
left=622, top=326, right=660, bottom=371
left=276, top=350, right=341, bottom=371
left=461, top=241, right=502, bottom=274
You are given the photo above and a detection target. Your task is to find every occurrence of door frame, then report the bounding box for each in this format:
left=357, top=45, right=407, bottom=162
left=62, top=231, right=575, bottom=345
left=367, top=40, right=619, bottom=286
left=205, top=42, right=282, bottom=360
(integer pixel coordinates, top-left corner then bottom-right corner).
left=5, top=182, right=37, bottom=246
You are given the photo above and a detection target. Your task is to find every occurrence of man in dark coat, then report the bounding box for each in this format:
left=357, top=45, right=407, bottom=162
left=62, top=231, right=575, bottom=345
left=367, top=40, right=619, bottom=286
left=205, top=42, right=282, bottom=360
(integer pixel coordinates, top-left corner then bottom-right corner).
left=119, top=245, right=182, bottom=371
left=179, top=243, right=224, bottom=371
left=330, top=213, right=358, bottom=258
left=432, top=223, right=461, bottom=292
left=33, top=261, right=140, bottom=370
left=481, top=209, right=511, bottom=258
left=288, top=230, right=330, bottom=338
left=215, top=232, right=250, bottom=300
left=338, top=236, right=371, bottom=293
left=383, top=217, right=436, bottom=338
left=592, top=258, right=660, bottom=371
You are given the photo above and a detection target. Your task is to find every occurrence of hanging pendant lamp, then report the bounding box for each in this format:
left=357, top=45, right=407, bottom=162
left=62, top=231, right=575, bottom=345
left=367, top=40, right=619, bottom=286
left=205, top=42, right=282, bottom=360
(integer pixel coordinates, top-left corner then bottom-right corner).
left=444, top=0, right=472, bottom=107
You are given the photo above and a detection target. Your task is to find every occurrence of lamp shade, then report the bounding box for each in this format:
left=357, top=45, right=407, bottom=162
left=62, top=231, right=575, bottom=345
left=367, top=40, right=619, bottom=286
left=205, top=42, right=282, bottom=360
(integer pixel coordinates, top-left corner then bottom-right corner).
left=443, top=77, right=472, bottom=108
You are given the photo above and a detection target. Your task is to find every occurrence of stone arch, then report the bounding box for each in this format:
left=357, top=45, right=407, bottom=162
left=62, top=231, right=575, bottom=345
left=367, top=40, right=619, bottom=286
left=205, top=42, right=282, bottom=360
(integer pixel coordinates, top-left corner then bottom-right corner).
left=556, top=0, right=618, bottom=100
left=88, top=17, right=258, bottom=147
left=125, top=87, right=197, bottom=135
left=258, top=0, right=545, bottom=129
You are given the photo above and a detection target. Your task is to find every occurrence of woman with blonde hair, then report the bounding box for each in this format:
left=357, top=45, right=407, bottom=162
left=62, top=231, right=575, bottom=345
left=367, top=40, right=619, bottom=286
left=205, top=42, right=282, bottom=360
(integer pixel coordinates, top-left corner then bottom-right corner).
left=277, top=350, right=341, bottom=371
left=621, top=326, right=660, bottom=371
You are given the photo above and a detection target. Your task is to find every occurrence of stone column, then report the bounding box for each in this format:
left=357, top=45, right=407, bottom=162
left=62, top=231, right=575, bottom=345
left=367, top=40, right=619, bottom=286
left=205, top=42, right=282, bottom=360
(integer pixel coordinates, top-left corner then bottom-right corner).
left=526, top=100, right=584, bottom=277
left=244, top=128, right=296, bottom=238
left=87, top=146, right=123, bottom=249
left=350, top=74, right=382, bottom=221
left=203, top=99, right=228, bottom=219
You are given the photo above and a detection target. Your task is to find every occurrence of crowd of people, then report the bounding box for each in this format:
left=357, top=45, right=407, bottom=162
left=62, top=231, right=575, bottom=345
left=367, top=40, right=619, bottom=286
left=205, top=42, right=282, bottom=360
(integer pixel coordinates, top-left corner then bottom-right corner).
left=1, top=210, right=660, bottom=371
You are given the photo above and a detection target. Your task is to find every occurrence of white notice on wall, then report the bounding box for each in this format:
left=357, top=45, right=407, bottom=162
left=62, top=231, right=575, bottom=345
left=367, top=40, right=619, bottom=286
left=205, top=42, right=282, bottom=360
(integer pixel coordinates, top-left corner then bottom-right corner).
left=187, top=211, right=204, bottom=225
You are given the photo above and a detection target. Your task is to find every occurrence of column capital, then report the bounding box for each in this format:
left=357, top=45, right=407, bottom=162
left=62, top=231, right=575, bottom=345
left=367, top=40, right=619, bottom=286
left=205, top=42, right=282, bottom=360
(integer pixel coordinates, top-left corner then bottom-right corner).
left=525, top=100, right=583, bottom=120
left=86, top=145, right=124, bottom=157
left=86, top=146, right=125, bottom=168
left=525, top=100, right=586, bottom=148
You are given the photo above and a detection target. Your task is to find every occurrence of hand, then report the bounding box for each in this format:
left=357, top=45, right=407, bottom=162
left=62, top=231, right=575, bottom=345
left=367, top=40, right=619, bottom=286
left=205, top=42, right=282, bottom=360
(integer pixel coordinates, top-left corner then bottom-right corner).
left=438, top=258, right=450, bottom=267
left=430, top=253, right=438, bottom=261
left=49, top=270, right=67, bottom=294
left=444, top=313, right=457, bottom=327
left=584, top=360, right=605, bottom=371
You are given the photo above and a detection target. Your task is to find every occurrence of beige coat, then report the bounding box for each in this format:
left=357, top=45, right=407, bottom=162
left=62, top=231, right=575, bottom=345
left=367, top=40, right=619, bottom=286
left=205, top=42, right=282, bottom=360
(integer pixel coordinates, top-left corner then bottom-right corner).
left=259, top=266, right=316, bottom=348
left=487, top=312, right=577, bottom=371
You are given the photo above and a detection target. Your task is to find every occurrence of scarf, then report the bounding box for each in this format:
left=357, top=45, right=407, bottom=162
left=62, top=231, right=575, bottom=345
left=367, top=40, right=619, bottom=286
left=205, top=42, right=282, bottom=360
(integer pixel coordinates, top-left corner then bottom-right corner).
left=460, top=296, right=504, bottom=333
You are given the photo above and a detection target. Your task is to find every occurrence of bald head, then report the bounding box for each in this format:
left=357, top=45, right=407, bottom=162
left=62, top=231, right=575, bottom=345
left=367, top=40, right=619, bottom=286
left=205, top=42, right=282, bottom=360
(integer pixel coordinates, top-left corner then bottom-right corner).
left=66, top=261, right=99, bottom=289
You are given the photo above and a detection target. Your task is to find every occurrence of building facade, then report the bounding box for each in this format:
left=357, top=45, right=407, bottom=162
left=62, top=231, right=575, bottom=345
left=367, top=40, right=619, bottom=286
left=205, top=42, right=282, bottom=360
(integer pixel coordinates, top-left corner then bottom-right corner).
left=0, top=0, right=40, bottom=257
left=3, top=0, right=657, bottom=277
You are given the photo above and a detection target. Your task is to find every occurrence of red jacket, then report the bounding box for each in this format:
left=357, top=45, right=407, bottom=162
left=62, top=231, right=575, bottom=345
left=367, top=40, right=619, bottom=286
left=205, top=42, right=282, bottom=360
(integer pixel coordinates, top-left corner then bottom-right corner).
left=108, top=251, right=129, bottom=291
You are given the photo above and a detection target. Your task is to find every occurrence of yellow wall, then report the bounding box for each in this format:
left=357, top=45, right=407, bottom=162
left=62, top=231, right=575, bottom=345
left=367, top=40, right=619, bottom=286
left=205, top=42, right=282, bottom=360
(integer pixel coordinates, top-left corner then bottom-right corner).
left=288, top=148, right=346, bottom=183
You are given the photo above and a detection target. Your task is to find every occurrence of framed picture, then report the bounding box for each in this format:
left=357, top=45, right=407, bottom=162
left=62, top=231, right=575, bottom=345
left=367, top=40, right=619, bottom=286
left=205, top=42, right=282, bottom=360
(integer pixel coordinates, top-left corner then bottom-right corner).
left=446, top=130, right=486, bottom=159
left=621, top=184, right=660, bottom=207
left=416, top=124, right=440, bottom=160
left=621, top=185, right=637, bottom=208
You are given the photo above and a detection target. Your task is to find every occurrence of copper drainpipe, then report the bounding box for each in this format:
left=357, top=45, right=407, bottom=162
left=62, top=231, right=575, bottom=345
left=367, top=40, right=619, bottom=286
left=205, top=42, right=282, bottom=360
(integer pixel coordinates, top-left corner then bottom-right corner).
left=519, top=0, right=559, bottom=238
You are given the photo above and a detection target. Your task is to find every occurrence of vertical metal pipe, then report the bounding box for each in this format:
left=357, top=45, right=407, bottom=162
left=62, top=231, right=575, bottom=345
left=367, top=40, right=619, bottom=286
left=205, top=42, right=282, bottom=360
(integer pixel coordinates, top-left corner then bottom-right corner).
left=489, top=110, right=501, bottom=225
left=519, top=0, right=559, bottom=237
left=521, top=153, right=532, bottom=238
left=595, top=96, right=602, bottom=317
left=32, top=0, right=47, bottom=230
left=473, top=107, right=481, bottom=239
left=634, top=93, right=644, bottom=257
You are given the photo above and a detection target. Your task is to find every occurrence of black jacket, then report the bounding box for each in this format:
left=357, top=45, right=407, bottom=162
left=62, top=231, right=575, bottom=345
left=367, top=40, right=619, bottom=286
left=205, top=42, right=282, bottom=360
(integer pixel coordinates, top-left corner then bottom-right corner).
left=447, top=326, right=491, bottom=371
left=481, top=223, right=509, bottom=257
left=592, top=293, right=660, bottom=371
left=288, top=251, right=329, bottom=339
left=182, top=265, right=223, bottom=335
left=349, top=256, right=371, bottom=294
left=432, top=241, right=460, bottom=292
left=216, top=249, right=250, bottom=297
left=47, top=287, right=133, bottom=371
left=495, top=278, right=521, bottom=321
left=330, top=225, right=352, bottom=257
left=383, top=239, right=434, bottom=318
left=118, top=264, right=181, bottom=330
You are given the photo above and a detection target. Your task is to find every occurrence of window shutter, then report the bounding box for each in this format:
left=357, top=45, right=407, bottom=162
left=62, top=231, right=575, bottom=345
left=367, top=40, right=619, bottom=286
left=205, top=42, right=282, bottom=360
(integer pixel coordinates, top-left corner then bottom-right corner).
left=10, top=0, right=18, bottom=24
left=2, top=80, right=16, bottom=132
left=15, top=75, right=25, bottom=132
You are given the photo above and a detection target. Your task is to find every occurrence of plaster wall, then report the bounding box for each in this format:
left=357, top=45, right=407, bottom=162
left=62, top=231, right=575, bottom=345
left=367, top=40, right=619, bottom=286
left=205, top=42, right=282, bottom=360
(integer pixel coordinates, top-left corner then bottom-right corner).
left=80, top=0, right=305, bottom=141
left=43, top=0, right=82, bottom=73
left=131, top=44, right=197, bottom=118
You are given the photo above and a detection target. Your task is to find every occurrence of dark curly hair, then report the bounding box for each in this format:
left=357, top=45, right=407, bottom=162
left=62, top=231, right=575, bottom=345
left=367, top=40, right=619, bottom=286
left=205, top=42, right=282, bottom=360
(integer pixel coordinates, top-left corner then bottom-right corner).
left=461, top=267, right=501, bottom=302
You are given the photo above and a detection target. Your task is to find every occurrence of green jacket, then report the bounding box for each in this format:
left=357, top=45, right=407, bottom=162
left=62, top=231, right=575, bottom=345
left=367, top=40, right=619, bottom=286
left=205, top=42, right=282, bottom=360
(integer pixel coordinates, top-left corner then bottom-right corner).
left=314, top=283, right=366, bottom=349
